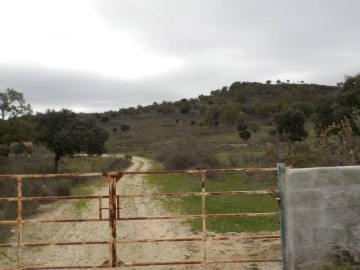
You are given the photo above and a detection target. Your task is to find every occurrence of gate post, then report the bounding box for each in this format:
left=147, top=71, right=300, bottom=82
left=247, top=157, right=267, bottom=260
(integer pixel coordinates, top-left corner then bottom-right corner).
left=277, top=163, right=288, bottom=270
left=107, top=174, right=122, bottom=267
left=17, top=177, right=22, bottom=270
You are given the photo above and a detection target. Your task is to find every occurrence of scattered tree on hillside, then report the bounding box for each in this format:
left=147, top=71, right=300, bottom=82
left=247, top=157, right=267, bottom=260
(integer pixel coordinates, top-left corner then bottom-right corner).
left=275, top=109, right=308, bottom=156
left=120, top=124, right=130, bottom=133
left=35, top=109, right=109, bottom=172
left=237, top=122, right=248, bottom=132
left=220, top=103, right=241, bottom=125
left=0, top=88, right=32, bottom=120
left=239, top=129, right=251, bottom=141
left=315, top=73, right=360, bottom=137
left=250, top=125, right=260, bottom=133
left=204, top=106, right=221, bottom=127
left=180, top=103, right=191, bottom=114
left=0, top=89, right=35, bottom=156
left=100, top=116, right=110, bottom=122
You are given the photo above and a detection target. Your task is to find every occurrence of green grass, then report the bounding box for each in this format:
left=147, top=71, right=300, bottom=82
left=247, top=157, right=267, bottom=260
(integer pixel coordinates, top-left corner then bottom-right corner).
left=323, top=263, right=359, bottom=270
left=147, top=162, right=280, bottom=233
left=75, top=199, right=88, bottom=217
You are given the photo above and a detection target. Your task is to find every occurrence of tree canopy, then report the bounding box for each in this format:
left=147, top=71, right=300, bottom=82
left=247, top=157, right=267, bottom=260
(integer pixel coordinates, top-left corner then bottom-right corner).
left=315, top=73, right=360, bottom=136
left=35, top=109, right=109, bottom=172
left=0, top=89, right=34, bottom=155
left=275, top=109, right=308, bottom=155
left=0, top=88, right=32, bottom=120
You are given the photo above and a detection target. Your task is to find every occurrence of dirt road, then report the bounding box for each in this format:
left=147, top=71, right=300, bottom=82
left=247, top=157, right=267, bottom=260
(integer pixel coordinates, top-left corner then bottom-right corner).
left=1, top=157, right=281, bottom=269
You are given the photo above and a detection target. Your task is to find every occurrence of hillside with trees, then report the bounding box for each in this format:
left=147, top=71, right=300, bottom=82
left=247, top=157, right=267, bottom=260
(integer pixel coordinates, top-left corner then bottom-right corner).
left=1, top=74, right=360, bottom=173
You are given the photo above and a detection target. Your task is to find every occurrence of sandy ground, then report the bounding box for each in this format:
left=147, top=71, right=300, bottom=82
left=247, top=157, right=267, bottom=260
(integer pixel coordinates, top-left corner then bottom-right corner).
left=0, top=157, right=281, bottom=270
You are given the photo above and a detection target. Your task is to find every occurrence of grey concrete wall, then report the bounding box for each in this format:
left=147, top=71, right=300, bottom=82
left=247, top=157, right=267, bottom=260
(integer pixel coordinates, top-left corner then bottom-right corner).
left=278, top=165, right=360, bottom=269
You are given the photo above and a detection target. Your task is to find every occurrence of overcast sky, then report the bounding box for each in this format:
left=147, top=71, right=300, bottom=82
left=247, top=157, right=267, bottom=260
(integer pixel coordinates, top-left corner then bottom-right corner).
left=0, top=0, right=359, bottom=113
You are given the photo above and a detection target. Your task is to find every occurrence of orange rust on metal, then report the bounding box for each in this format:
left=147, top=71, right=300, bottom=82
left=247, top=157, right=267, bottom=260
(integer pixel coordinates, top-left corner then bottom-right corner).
left=114, top=258, right=282, bottom=267
left=22, top=241, right=108, bottom=247
left=210, top=235, right=281, bottom=241
left=206, top=258, right=282, bottom=263
left=0, top=172, right=103, bottom=179
left=116, top=196, right=120, bottom=219
left=117, top=212, right=279, bottom=221
left=17, top=177, right=22, bottom=270
left=99, top=196, right=103, bottom=220
left=116, top=237, right=202, bottom=244
left=20, top=218, right=109, bottom=223
left=0, top=220, right=17, bottom=224
left=0, top=167, right=282, bottom=269
left=118, top=190, right=280, bottom=198
left=23, top=266, right=110, bottom=269
left=201, top=171, right=207, bottom=262
left=0, top=167, right=276, bottom=180
left=108, top=176, right=118, bottom=267
left=0, top=189, right=278, bottom=202
left=0, top=243, right=17, bottom=247
left=122, top=261, right=203, bottom=267
left=0, top=195, right=109, bottom=202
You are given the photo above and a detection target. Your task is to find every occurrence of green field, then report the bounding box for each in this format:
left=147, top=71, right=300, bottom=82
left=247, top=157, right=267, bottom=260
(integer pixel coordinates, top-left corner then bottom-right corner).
left=147, top=163, right=280, bottom=233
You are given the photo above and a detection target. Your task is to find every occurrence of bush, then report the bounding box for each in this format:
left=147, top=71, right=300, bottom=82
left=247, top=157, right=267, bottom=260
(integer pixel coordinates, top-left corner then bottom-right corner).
left=120, top=124, right=130, bottom=133
left=157, top=136, right=223, bottom=170
left=55, top=180, right=72, bottom=196
left=100, top=116, right=110, bottom=122
left=239, top=129, right=252, bottom=141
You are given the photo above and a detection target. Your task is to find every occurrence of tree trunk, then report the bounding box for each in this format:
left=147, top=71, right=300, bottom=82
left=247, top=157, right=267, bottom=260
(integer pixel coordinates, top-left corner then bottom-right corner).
left=288, top=142, right=292, bottom=157
left=54, top=154, right=60, bottom=173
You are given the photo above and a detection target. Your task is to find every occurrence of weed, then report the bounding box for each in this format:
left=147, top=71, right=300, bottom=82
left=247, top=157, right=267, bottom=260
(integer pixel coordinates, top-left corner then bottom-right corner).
left=75, top=200, right=88, bottom=217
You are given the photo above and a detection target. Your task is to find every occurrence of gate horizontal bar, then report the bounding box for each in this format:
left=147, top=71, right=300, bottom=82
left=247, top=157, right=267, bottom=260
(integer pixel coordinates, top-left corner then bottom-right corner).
left=0, top=189, right=278, bottom=202
left=0, top=235, right=281, bottom=249
left=118, top=212, right=279, bottom=221
left=117, top=237, right=202, bottom=243
left=22, top=266, right=109, bottom=269
left=114, top=258, right=283, bottom=267
left=0, top=167, right=276, bottom=179
left=118, top=190, right=279, bottom=198
left=0, top=195, right=109, bottom=202
left=20, top=218, right=109, bottom=224
left=19, top=258, right=282, bottom=269
left=0, top=220, right=17, bottom=224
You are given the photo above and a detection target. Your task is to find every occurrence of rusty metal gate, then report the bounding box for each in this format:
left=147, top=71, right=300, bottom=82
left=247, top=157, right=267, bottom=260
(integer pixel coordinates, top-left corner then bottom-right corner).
left=0, top=168, right=282, bottom=269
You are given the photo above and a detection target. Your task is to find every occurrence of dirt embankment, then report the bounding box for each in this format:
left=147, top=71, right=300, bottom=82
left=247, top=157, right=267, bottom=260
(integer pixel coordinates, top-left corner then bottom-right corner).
left=1, top=157, right=281, bottom=270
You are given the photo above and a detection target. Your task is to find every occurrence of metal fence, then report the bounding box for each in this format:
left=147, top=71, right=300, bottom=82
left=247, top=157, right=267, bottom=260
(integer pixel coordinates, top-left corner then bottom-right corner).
left=0, top=168, right=281, bottom=269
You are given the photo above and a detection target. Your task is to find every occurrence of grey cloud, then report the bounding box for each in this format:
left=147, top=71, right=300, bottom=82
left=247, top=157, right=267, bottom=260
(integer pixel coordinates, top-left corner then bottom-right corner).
left=1, top=0, right=360, bottom=112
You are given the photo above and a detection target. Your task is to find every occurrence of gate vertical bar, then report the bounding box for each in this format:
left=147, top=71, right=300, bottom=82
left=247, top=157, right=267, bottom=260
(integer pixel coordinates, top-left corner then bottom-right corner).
left=116, top=196, right=120, bottom=219
left=17, top=177, right=22, bottom=270
left=109, top=176, right=117, bottom=267
left=277, top=163, right=288, bottom=270
left=201, top=172, right=207, bottom=262
left=99, top=196, right=103, bottom=220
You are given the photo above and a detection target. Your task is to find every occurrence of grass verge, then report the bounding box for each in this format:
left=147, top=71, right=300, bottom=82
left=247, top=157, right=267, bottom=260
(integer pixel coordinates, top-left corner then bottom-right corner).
left=146, top=162, right=280, bottom=233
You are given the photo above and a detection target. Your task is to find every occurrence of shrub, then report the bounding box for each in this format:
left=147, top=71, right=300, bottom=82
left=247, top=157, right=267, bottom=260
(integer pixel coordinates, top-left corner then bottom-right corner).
left=55, top=180, right=72, bottom=196
left=120, top=124, right=130, bottom=133
left=157, top=136, right=223, bottom=170
left=100, top=116, right=110, bottom=122
left=239, top=130, right=252, bottom=141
